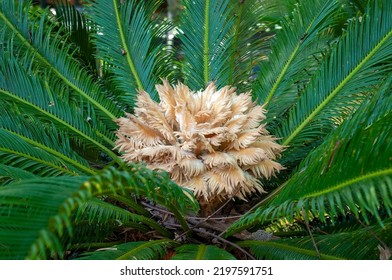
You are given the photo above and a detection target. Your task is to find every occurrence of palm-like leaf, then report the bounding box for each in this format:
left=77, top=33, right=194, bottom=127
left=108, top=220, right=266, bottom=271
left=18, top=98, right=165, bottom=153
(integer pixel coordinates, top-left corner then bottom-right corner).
left=0, top=165, right=198, bottom=259
left=86, top=0, right=163, bottom=104
left=238, top=219, right=392, bottom=260
left=76, top=240, right=176, bottom=260
left=86, top=166, right=199, bottom=230
left=54, top=2, right=97, bottom=72
left=0, top=50, right=120, bottom=163
left=0, top=1, right=122, bottom=123
left=0, top=128, right=80, bottom=176
left=0, top=176, right=88, bottom=259
left=171, top=244, right=236, bottom=260
left=73, top=199, right=172, bottom=239
left=179, top=0, right=234, bottom=89
left=226, top=0, right=272, bottom=92
left=0, top=164, right=37, bottom=185
left=0, top=105, right=94, bottom=176
left=277, top=0, right=392, bottom=164
left=253, top=0, right=342, bottom=121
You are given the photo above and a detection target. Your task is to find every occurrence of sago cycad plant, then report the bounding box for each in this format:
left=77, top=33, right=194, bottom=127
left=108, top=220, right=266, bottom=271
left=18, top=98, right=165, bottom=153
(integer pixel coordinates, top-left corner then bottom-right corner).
left=0, top=0, right=391, bottom=260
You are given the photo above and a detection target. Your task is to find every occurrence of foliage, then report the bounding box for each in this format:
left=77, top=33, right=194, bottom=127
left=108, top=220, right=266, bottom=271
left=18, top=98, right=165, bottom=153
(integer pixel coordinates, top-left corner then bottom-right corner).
left=0, top=0, right=391, bottom=260
left=171, top=244, right=236, bottom=260
left=76, top=240, right=176, bottom=260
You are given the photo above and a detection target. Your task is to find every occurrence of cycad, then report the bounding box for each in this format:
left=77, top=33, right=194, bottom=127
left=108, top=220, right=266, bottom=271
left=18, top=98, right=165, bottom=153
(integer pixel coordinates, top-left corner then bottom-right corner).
left=0, top=0, right=391, bottom=260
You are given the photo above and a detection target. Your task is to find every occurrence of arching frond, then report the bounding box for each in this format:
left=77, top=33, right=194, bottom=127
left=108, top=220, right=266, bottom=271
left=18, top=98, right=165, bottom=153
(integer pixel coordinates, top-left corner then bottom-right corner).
left=85, top=166, right=200, bottom=230
left=54, top=2, right=96, bottom=72
left=0, top=51, right=120, bottom=163
left=238, top=220, right=392, bottom=260
left=179, top=0, right=234, bottom=89
left=76, top=240, right=176, bottom=260
left=0, top=164, right=198, bottom=259
left=171, top=244, right=236, bottom=260
left=73, top=199, right=172, bottom=238
left=0, top=0, right=122, bottom=123
left=277, top=0, right=392, bottom=164
left=0, top=105, right=94, bottom=176
left=253, top=0, right=341, bottom=120
left=0, top=164, right=37, bottom=186
left=0, top=129, right=80, bottom=177
left=227, top=0, right=273, bottom=91
left=0, top=176, right=88, bottom=260
left=86, top=0, right=163, bottom=104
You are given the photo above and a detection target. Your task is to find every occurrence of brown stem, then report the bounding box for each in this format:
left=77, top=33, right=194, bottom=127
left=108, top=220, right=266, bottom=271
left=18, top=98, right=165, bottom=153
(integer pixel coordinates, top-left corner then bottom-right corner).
left=176, top=191, right=239, bottom=241
left=301, top=208, right=320, bottom=258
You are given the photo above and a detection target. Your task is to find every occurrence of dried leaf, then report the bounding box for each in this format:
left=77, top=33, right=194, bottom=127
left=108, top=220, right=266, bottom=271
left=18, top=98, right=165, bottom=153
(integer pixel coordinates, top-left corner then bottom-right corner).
left=378, top=244, right=391, bottom=260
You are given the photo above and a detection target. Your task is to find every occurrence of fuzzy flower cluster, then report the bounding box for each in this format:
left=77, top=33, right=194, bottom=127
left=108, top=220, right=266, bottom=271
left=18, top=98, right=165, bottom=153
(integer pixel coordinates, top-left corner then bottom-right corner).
left=115, top=80, right=283, bottom=203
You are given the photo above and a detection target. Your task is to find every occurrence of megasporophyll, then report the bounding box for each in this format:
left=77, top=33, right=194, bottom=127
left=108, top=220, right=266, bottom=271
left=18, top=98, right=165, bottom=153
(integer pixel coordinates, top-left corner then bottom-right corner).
left=115, top=80, right=284, bottom=207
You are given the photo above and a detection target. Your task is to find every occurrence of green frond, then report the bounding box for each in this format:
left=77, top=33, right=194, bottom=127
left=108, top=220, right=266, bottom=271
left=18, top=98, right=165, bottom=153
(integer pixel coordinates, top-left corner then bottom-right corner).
left=239, top=220, right=392, bottom=260
left=0, top=106, right=95, bottom=176
left=226, top=0, right=271, bottom=91
left=171, top=244, right=236, bottom=260
left=150, top=19, right=179, bottom=85
left=259, top=0, right=303, bottom=20
left=0, top=51, right=121, bottom=163
left=1, top=0, right=390, bottom=261
left=0, top=129, right=80, bottom=177
left=0, top=164, right=199, bottom=259
left=86, top=0, right=162, bottom=104
left=54, top=2, right=96, bottom=72
left=179, top=0, right=234, bottom=89
left=253, top=0, right=341, bottom=118
left=110, top=194, right=150, bottom=217
left=349, top=0, right=368, bottom=13
left=0, top=164, right=36, bottom=186
left=0, top=176, right=88, bottom=259
left=85, top=166, right=200, bottom=230
left=277, top=0, right=392, bottom=163
left=239, top=240, right=340, bottom=260
left=78, top=165, right=200, bottom=239
left=76, top=240, right=176, bottom=260
left=74, top=199, right=172, bottom=238
left=227, top=80, right=392, bottom=235
left=0, top=0, right=122, bottom=122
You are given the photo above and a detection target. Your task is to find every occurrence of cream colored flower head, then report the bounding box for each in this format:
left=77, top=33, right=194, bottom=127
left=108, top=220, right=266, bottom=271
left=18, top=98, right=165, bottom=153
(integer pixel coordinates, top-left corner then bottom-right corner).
left=115, top=80, right=283, bottom=202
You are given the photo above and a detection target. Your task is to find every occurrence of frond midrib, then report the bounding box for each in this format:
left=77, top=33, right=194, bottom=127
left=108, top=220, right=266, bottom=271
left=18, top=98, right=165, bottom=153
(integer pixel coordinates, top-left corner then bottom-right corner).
left=305, top=168, right=392, bottom=199
left=87, top=199, right=172, bottom=238
left=84, top=181, right=191, bottom=231
left=0, top=9, right=117, bottom=121
left=0, top=146, right=77, bottom=176
left=238, top=240, right=343, bottom=260
left=2, top=128, right=95, bottom=175
left=0, top=88, right=120, bottom=162
left=112, top=0, right=143, bottom=90
left=263, top=0, right=336, bottom=106
left=228, top=2, right=244, bottom=84
left=116, top=239, right=173, bottom=260
left=196, top=244, right=207, bottom=260
left=283, top=26, right=392, bottom=146
left=203, top=0, right=210, bottom=84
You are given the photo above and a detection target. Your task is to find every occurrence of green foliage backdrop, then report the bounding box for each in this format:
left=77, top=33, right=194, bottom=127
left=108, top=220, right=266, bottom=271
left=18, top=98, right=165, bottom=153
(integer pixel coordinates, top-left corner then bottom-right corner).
left=0, top=0, right=391, bottom=259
